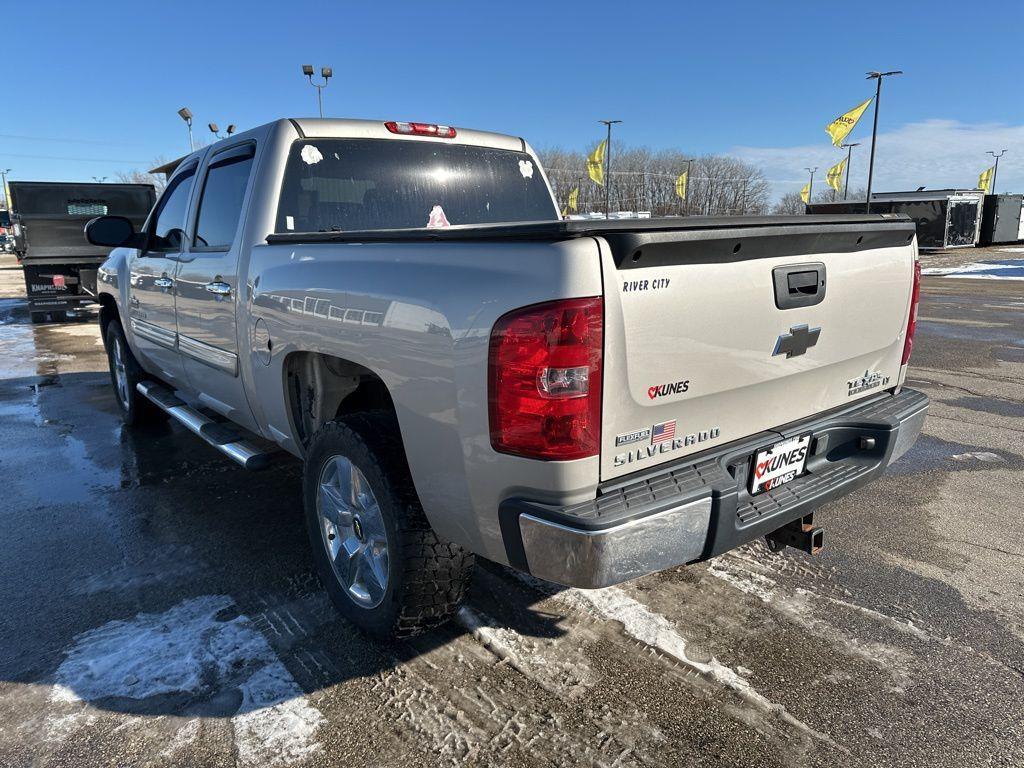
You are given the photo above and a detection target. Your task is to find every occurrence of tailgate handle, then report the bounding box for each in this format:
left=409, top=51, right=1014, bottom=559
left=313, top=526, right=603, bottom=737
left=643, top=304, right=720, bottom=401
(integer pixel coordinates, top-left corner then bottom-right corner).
left=773, top=262, right=826, bottom=310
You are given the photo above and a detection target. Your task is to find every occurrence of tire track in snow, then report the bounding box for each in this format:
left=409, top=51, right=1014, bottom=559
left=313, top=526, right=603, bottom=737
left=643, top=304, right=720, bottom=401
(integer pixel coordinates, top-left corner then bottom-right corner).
left=510, top=571, right=843, bottom=753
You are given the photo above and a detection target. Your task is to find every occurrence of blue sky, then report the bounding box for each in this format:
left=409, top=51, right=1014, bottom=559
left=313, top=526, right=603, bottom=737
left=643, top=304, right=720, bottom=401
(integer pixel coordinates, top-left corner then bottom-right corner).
left=4, top=1, right=1022, bottom=198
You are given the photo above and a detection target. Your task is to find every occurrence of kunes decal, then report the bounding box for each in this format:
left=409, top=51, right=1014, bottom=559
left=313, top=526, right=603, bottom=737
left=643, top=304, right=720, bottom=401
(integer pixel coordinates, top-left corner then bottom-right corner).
left=647, top=380, right=689, bottom=400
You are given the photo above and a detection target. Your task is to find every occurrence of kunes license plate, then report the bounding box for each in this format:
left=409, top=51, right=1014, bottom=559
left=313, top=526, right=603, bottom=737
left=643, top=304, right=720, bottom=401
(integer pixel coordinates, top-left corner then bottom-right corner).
left=749, top=434, right=811, bottom=494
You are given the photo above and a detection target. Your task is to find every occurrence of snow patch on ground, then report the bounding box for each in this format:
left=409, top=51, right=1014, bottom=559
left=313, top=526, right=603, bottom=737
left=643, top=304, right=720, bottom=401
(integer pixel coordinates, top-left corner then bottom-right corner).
left=50, top=595, right=323, bottom=765
left=951, top=451, right=1005, bottom=463
left=922, top=259, right=1024, bottom=280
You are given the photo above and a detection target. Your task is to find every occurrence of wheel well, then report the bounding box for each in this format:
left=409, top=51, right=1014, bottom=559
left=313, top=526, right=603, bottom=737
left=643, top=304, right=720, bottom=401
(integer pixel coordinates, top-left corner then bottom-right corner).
left=97, top=294, right=119, bottom=340
left=284, top=352, right=397, bottom=449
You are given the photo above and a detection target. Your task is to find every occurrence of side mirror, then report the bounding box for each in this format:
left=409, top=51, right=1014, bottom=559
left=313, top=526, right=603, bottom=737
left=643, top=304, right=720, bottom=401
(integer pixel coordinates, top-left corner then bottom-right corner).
left=85, top=216, right=147, bottom=249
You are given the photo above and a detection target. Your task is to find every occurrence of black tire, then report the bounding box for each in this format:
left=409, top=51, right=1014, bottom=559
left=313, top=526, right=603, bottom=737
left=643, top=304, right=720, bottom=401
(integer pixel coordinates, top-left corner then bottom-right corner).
left=50, top=310, right=68, bottom=323
left=104, top=320, right=165, bottom=426
left=303, top=412, right=474, bottom=637
left=30, top=311, right=47, bottom=324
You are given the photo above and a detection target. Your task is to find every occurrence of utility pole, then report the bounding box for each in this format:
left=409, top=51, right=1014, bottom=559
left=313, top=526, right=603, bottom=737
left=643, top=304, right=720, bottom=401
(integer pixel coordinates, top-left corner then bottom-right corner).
left=864, top=70, right=903, bottom=213
left=840, top=142, right=860, bottom=200
left=987, top=149, right=1008, bottom=193
left=599, top=119, right=622, bottom=219
left=302, top=65, right=333, bottom=118
left=805, top=167, right=818, bottom=203
left=683, top=158, right=693, bottom=216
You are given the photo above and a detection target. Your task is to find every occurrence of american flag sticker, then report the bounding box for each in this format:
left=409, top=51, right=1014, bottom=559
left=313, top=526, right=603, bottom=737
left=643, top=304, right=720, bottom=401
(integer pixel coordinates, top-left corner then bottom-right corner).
left=651, top=420, right=677, bottom=445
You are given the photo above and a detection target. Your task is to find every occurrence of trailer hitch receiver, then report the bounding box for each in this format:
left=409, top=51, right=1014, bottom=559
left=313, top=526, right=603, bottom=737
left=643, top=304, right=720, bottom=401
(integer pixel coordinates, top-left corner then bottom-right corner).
left=765, top=513, right=823, bottom=555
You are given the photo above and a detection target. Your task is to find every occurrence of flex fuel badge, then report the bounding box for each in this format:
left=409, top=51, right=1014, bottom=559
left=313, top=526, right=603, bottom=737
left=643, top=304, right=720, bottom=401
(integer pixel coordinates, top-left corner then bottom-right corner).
left=613, top=422, right=721, bottom=466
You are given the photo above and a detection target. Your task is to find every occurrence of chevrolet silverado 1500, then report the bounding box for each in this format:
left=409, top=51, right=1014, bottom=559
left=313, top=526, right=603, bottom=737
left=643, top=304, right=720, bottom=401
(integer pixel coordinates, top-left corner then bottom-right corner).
left=87, top=118, right=928, bottom=636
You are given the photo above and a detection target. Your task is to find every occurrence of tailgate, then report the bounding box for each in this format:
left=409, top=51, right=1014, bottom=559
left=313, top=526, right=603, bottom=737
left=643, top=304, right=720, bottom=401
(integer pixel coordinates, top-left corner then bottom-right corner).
left=598, top=219, right=917, bottom=481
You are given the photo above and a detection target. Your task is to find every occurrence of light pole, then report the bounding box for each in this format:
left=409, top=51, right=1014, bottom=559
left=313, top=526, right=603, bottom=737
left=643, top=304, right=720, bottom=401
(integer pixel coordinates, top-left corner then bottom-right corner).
left=302, top=65, right=332, bottom=118
left=840, top=142, right=860, bottom=200
left=1, top=169, right=11, bottom=209
left=805, top=166, right=818, bottom=202
left=864, top=70, right=902, bottom=213
left=178, top=107, right=195, bottom=152
left=598, top=119, right=622, bottom=219
left=987, top=149, right=1007, bottom=193
left=208, top=123, right=236, bottom=140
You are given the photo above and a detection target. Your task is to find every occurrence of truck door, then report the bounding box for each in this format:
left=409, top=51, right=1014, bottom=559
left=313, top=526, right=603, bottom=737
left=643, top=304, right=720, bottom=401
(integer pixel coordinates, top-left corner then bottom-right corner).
left=126, top=161, right=198, bottom=385
left=173, top=142, right=257, bottom=430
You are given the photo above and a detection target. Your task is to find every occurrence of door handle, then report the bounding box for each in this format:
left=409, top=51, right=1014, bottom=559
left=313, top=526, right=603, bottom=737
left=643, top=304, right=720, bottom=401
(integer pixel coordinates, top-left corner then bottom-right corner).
left=205, top=281, right=232, bottom=297
left=154, top=277, right=174, bottom=289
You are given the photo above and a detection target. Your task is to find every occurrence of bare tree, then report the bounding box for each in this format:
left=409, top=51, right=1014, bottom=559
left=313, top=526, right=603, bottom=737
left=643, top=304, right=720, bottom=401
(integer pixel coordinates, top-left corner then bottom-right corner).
left=772, top=191, right=806, bottom=215
left=115, top=159, right=169, bottom=194
left=539, top=145, right=770, bottom=217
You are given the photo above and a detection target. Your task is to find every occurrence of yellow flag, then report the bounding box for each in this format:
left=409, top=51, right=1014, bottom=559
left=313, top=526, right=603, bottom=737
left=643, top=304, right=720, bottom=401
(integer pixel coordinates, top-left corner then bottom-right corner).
left=587, top=140, right=607, bottom=186
left=978, top=166, right=995, bottom=193
left=800, top=182, right=811, bottom=204
left=675, top=171, right=688, bottom=200
left=568, top=186, right=579, bottom=212
left=825, top=98, right=873, bottom=147
left=825, top=157, right=847, bottom=192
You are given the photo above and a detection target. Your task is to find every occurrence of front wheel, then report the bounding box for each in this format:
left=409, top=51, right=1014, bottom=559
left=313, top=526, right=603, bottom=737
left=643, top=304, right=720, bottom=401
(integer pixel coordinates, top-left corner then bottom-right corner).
left=303, top=412, right=474, bottom=637
left=104, top=320, right=164, bottom=426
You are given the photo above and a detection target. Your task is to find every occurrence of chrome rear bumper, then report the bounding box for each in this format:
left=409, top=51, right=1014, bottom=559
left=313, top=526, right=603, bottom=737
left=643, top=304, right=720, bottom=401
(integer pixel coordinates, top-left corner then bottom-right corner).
left=502, top=388, right=928, bottom=589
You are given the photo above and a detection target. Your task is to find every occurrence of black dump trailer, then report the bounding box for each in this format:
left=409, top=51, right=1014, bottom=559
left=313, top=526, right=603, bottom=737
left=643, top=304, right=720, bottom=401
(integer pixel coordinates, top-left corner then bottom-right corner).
left=807, top=190, right=985, bottom=250
left=9, top=181, right=155, bottom=322
left=979, top=194, right=1023, bottom=245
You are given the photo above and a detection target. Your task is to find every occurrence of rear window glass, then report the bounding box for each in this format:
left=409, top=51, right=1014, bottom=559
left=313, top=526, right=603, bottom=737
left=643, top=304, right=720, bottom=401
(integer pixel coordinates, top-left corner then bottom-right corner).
left=276, top=139, right=557, bottom=232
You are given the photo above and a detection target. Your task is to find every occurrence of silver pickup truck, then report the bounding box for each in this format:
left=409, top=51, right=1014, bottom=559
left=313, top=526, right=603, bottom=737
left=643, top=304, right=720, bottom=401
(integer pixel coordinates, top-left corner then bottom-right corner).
left=88, top=118, right=928, bottom=636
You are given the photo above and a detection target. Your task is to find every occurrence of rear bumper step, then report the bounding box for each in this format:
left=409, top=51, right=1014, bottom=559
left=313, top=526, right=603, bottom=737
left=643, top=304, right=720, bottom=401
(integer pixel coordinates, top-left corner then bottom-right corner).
left=136, top=382, right=275, bottom=470
left=500, top=388, right=928, bottom=589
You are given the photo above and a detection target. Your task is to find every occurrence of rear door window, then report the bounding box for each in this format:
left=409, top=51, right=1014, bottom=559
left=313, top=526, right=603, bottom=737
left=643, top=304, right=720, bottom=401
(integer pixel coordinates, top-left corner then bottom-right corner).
left=276, top=138, right=557, bottom=232
left=193, top=144, right=256, bottom=249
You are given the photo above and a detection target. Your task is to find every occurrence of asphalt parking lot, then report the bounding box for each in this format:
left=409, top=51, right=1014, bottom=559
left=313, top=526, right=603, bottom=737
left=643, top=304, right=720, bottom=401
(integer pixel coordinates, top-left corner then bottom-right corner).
left=0, top=249, right=1021, bottom=768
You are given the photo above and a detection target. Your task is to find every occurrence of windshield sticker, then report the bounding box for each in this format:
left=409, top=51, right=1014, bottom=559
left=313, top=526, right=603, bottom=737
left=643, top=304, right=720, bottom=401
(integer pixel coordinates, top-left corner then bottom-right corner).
left=426, top=205, right=451, bottom=228
left=285, top=215, right=295, bottom=231
left=300, top=145, right=323, bottom=165
left=518, top=160, right=534, bottom=179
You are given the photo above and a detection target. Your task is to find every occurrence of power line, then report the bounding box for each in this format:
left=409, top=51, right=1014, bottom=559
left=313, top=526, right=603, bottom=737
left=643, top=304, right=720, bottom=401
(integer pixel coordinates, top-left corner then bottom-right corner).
left=0, top=133, right=146, bottom=147
left=0, top=152, right=149, bottom=164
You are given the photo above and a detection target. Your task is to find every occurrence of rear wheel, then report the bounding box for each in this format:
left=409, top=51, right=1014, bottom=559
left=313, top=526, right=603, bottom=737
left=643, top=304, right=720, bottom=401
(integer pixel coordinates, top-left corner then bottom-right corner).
left=104, top=320, right=164, bottom=426
left=303, top=412, right=474, bottom=637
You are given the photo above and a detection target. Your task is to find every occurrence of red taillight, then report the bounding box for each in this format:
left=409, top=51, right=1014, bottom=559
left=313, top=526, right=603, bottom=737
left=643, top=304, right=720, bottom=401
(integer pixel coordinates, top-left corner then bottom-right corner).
left=901, top=260, right=922, bottom=365
left=384, top=121, right=457, bottom=139
left=489, top=298, right=603, bottom=461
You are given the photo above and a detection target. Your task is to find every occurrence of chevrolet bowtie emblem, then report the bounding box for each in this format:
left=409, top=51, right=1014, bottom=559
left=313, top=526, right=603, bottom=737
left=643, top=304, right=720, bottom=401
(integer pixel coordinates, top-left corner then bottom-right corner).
left=773, top=324, right=821, bottom=358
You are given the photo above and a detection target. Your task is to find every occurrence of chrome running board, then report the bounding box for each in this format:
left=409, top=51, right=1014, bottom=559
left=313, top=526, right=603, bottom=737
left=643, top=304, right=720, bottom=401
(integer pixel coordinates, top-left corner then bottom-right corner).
left=136, top=381, right=275, bottom=471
